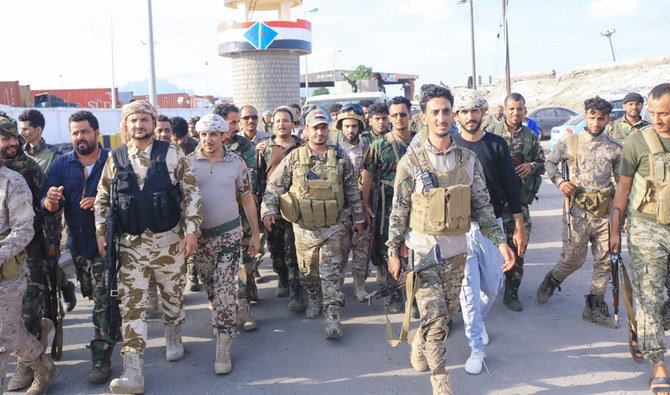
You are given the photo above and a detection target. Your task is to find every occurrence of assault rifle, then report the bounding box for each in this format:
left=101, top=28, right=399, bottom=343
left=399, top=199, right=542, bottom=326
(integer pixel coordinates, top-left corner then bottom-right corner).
left=105, top=180, right=122, bottom=340
left=367, top=244, right=442, bottom=305
left=561, top=161, right=572, bottom=243
left=341, top=73, right=358, bottom=93
left=368, top=169, right=383, bottom=266
left=46, top=257, right=64, bottom=360
left=610, top=252, right=620, bottom=328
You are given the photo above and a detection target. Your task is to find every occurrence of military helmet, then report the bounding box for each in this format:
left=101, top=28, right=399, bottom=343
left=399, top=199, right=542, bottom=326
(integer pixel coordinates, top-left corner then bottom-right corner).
left=0, top=116, right=18, bottom=137
left=336, top=103, right=366, bottom=130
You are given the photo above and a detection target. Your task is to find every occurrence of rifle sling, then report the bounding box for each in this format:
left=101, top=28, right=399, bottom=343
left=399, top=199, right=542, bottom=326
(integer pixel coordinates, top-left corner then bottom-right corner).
left=620, top=261, right=637, bottom=330
left=386, top=270, right=419, bottom=347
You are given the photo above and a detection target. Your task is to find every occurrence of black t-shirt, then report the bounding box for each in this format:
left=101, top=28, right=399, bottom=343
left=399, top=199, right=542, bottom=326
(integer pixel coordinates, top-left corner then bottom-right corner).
left=454, top=132, right=522, bottom=218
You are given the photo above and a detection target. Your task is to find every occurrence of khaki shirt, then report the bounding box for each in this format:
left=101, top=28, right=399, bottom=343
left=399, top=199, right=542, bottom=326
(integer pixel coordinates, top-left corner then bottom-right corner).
left=0, top=166, right=35, bottom=266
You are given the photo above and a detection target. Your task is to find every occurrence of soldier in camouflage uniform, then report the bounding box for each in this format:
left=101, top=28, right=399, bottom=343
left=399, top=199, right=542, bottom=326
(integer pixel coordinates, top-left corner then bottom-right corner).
left=538, top=96, right=622, bottom=329
left=261, top=109, right=365, bottom=339
left=608, top=92, right=649, bottom=143
left=0, top=120, right=60, bottom=395
left=387, top=85, right=514, bottom=395
left=257, top=107, right=303, bottom=310
left=214, top=103, right=259, bottom=330
left=187, top=114, right=261, bottom=374
left=361, top=96, right=417, bottom=311
left=610, top=84, right=670, bottom=393
left=360, top=102, right=390, bottom=146
left=490, top=93, right=546, bottom=311
left=94, top=101, right=202, bottom=394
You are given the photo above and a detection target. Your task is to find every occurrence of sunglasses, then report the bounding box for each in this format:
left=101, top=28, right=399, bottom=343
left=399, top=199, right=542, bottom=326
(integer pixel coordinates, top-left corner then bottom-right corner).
left=241, top=115, right=258, bottom=120
left=389, top=112, right=409, bottom=118
left=340, top=103, right=364, bottom=116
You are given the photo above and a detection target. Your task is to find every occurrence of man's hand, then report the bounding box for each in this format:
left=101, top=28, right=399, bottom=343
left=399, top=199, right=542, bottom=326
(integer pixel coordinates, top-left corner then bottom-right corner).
left=47, top=186, right=64, bottom=204
left=364, top=206, right=374, bottom=227
left=388, top=255, right=402, bottom=280
left=351, top=222, right=364, bottom=236
left=97, top=236, right=107, bottom=258
left=183, top=234, right=197, bottom=259
left=263, top=214, right=276, bottom=231
left=609, top=226, right=621, bottom=255
left=248, top=234, right=261, bottom=258
left=498, top=243, right=516, bottom=272
left=512, top=224, right=528, bottom=257
left=515, top=163, right=533, bottom=178
left=80, top=197, right=95, bottom=210
left=47, top=244, right=61, bottom=261
left=558, top=181, right=577, bottom=197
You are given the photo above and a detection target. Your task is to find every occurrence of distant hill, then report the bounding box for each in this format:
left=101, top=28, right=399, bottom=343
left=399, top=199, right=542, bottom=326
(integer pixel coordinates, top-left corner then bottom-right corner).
left=119, top=78, right=194, bottom=96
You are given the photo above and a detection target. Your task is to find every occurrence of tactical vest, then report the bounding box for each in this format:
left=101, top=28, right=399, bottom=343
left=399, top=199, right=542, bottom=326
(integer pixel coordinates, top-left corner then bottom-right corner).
left=279, top=145, right=345, bottom=229
left=408, top=147, right=471, bottom=235
left=629, top=128, right=670, bottom=224
left=567, top=135, right=615, bottom=218
left=111, top=140, right=182, bottom=236
left=0, top=231, right=26, bottom=281
left=493, top=124, right=541, bottom=205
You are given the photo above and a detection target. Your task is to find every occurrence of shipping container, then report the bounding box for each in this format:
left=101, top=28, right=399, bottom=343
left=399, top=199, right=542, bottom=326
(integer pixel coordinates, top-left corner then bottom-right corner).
left=0, top=81, right=22, bottom=107
left=133, top=93, right=192, bottom=108
left=30, top=88, right=123, bottom=108
left=19, top=85, right=31, bottom=107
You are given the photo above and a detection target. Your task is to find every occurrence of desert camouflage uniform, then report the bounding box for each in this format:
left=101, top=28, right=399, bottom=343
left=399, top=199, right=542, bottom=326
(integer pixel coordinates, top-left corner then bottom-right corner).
left=261, top=144, right=364, bottom=316
left=94, top=140, right=202, bottom=354
left=545, top=131, right=621, bottom=295
left=491, top=122, right=545, bottom=297
left=387, top=142, right=505, bottom=393
left=607, top=117, right=649, bottom=143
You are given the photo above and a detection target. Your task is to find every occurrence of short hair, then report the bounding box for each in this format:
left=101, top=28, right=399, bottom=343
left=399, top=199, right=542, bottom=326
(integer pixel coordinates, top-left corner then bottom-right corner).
left=367, top=102, right=389, bottom=117
left=359, top=99, right=374, bottom=108
left=239, top=104, right=257, bottom=113
left=273, top=106, right=294, bottom=122
left=328, top=103, right=342, bottom=113
left=289, top=103, right=302, bottom=114
left=68, top=111, right=99, bottom=131
left=18, top=109, right=45, bottom=129
left=419, top=86, right=454, bottom=113
left=188, top=116, right=200, bottom=125
left=213, top=103, right=239, bottom=119
left=650, top=83, right=670, bottom=100
left=584, top=96, right=613, bottom=115
left=170, top=116, right=189, bottom=137
left=504, top=92, right=526, bottom=107
left=389, top=96, right=412, bottom=112
left=156, top=114, right=170, bottom=123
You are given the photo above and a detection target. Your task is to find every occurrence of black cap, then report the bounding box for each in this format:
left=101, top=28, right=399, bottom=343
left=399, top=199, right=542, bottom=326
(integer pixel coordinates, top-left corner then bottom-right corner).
left=623, top=92, right=644, bottom=104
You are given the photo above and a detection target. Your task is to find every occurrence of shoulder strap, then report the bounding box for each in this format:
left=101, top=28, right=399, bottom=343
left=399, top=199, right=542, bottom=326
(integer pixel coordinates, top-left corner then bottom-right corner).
left=326, top=146, right=338, bottom=168
left=570, top=134, right=579, bottom=176
left=641, top=128, right=667, bottom=182
left=150, top=140, right=170, bottom=162
left=111, top=144, right=130, bottom=169
left=521, top=126, right=534, bottom=162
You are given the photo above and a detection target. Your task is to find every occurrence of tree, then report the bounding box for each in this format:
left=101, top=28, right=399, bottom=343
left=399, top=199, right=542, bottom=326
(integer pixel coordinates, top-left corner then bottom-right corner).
left=312, top=87, right=330, bottom=96
left=347, top=64, right=373, bottom=82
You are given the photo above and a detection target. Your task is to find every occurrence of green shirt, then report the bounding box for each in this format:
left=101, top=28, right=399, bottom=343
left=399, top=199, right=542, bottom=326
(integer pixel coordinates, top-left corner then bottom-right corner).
left=362, top=131, right=416, bottom=188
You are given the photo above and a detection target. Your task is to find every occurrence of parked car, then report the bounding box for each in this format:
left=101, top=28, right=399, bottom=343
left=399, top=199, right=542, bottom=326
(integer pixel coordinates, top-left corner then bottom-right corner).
left=528, top=107, right=578, bottom=140
left=548, top=109, right=624, bottom=150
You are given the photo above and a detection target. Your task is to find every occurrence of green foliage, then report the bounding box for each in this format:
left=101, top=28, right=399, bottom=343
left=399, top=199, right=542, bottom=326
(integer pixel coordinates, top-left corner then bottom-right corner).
left=312, top=87, right=330, bottom=96
left=347, top=65, right=373, bottom=82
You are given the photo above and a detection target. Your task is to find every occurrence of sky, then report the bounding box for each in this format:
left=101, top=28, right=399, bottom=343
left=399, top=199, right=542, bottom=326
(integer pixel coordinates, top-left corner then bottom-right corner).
left=3, top=0, right=669, bottom=99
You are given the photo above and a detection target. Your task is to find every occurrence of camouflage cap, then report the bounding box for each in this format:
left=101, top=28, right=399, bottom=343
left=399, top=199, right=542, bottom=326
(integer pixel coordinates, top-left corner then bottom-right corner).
left=262, top=110, right=272, bottom=117
left=121, top=100, right=157, bottom=120
left=453, top=89, right=488, bottom=112
left=195, top=113, right=229, bottom=133
left=305, top=109, right=329, bottom=127
left=0, top=116, right=18, bottom=137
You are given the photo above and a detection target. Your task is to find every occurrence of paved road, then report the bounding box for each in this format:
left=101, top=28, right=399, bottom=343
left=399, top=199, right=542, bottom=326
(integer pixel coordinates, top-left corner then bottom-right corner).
left=6, top=171, right=654, bottom=394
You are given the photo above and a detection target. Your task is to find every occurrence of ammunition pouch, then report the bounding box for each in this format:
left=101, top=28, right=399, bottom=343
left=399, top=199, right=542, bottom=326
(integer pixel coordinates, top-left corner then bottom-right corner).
left=573, top=185, right=614, bottom=218
left=629, top=128, right=670, bottom=224
left=279, top=192, right=300, bottom=223
left=0, top=231, right=26, bottom=281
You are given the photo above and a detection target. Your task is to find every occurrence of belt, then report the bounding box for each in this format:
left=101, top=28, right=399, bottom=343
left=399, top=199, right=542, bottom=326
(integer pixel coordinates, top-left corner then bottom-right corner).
left=200, top=217, right=240, bottom=239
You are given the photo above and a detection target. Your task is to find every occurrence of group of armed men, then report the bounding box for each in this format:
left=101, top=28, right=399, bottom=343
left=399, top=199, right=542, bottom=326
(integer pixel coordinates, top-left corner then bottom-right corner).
left=1, top=81, right=670, bottom=395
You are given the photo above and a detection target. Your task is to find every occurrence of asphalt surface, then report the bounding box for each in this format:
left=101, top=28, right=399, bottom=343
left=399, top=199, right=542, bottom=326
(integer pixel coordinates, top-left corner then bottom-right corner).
left=5, top=150, right=655, bottom=394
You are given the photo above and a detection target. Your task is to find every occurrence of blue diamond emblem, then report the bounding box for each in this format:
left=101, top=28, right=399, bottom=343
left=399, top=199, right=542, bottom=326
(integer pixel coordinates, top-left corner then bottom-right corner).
left=243, top=22, right=278, bottom=50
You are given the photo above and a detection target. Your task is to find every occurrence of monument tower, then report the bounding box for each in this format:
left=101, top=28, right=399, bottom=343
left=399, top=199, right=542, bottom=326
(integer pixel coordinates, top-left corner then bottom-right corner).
left=219, top=0, right=311, bottom=110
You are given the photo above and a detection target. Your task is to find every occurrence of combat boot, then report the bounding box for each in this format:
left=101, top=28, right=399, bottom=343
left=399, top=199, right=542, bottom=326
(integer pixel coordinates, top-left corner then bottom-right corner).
left=146, top=281, right=159, bottom=314
left=109, top=352, right=144, bottom=394
left=430, top=374, right=453, bottom=395
left=305, top=287, right=322, bottom=319
left=187, top=263, right=201, bottom=292
left=25, top=354, right=59, bottom=395
left=409, top=329, right=428, bottom=372
left=165, top=323, right=184, bottom=361
left=387, top=289, right=404, bottom=314
left=352, top=274, right=368, bottom=302
left=661, top=300, right=670, bottom=330
left=582, top=294, right=615, bottom=328
left=87, top=339, right=113, bottom=384
left=249, top=276, right=259, bottom=303
left=40, top=317, right=53, bottom=351
left=324, top=305, right=343, bottom=339
left=7, top=360, right=33, bottom=391
left=214, top=333, right=233, bottom=374
left=375, top=266, right=387, bottom=286
left=275, top=277, right=289, bottom=297
left=62, top=280, right=77, bottom=312
left=288, top=279, right=305, bottom=313
left=536, top=271, right=562, bottom=304
left=503, top=278, right=523, bottom=312
left=237, top=299, right=258, bottom=331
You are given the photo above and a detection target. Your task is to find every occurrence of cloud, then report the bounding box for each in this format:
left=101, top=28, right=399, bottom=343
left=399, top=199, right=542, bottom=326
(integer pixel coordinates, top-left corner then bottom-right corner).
left=589, top=0, right=641, bottom=19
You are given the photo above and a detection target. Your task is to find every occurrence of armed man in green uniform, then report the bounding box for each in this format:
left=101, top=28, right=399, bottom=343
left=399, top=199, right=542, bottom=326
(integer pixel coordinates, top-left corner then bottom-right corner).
left=608, top=92, right=649, bottom=143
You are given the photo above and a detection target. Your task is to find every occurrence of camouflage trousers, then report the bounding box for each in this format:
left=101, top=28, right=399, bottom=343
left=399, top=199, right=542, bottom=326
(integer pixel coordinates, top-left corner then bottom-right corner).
left=551, top=209, right=610, bottom=296
left=341, top=209, right=371, bottom=278
left=502, top=204, right=532, bottom=287
left=193, top=229, right=241, bottom=336
left=415, top=253, right=467, bottom=385
left=267, top=218, right=299, bottom=283
left=21, top=257, right=47, bottom=339
left=370, top=189, right=393, bottom=268
left=72, top=254, right=119, bottom=344
left=237, top=215, right=257, bottom=300
left=117, top=241, right=186, bottom=354
left=627, top=216, right=670, bottom=365
left=0, top=273, right=43, bottom=377
left=293, top=222, right=347, bottom=308
left=186, top=256, right=199, bottom=283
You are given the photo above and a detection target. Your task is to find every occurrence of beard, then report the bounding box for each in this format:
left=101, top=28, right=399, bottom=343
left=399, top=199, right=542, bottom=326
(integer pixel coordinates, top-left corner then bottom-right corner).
left=76, top=140, right=96, bottom=155
left=462, top=119, right=482, bottom=134
left=0, top=144, right=19, bottom=159
left=586, top=127, right=605, bottom=137
left=131, top=127, right=152, bottom=140
left=344, top=133, right=359, bottom=144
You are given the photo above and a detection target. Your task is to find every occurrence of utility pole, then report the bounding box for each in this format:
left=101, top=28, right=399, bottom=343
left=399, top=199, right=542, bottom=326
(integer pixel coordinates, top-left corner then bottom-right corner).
left=502, top=0, right=511, bottom=96
left=146, top=0, right=157, bottom=106
left=468, top=0, right=477, bottom=89
left=601, top=29, right=617, bottom=62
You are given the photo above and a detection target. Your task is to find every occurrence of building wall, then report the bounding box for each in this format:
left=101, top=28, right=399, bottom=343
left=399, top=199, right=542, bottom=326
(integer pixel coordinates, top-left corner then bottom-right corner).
left=231, top=50, right=300, bottom=111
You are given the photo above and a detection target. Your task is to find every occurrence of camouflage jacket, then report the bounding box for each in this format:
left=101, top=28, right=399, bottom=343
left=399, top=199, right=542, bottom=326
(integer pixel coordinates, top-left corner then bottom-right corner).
left=227, top=134, right=258, bottom=195
left=25, top=137, right=62, bottom=174
left=256, top=136, right=303, bottom=199
left=261, top=144, right=365, bottom=226
left=94, top=139, right=202, bottom=248
left=360, top=130, right=386, bottom=147
left=0, top=166, right=35, bottom=267
left=490, top=122, right=546, bottom=175
left=387, top=141, right=505, bottom=258
left=178, top=136, right=198, bottom=156
left=362, top=130, right=416, bottom=191
left=607, top=116, right=649, bottom=143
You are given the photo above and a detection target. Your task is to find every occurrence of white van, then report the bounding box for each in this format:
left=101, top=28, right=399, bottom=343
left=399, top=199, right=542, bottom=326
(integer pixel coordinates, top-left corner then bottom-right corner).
left=304, top=92, right=388, bottom=122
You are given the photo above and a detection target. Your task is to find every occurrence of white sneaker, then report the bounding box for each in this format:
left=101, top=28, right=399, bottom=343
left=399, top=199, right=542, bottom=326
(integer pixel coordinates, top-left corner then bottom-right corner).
left=465, top=349, right=486, bottom=375
left=481, top=324, right=489, bottom=346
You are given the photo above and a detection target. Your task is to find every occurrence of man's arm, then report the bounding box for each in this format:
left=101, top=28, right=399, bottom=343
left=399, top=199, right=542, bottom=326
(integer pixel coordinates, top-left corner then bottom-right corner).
left=94, top=156, right=115, bottom=238
left=609, top=175, right=632, bottom=253
left=260, top=152, right=293, bottom=219
left=545, top=140, right=565, bottom=187
left=341, top=156, right=364, bottom=224
left=0, top=173, right=35, bottom=265
left=175, top=152, right=202, bottom=238
left=530, top=133, right=546, bottom=175
left=386, top=157, right=413, bottom=258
